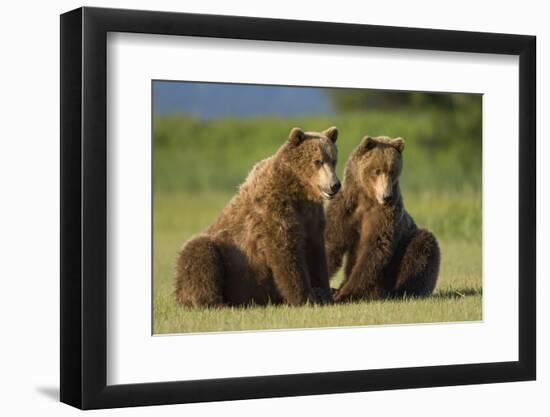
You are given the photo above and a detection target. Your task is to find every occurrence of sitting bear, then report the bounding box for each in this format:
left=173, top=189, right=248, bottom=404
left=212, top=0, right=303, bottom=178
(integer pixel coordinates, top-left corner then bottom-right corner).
left=324, top=135, right=440, bottom=302
left=175, top=127, right=341, bottom=307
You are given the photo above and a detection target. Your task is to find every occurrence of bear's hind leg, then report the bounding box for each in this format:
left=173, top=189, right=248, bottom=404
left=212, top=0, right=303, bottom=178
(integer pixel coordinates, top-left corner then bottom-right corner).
left=392, top=229, right=440, bottom=297
left=175, top=234, right=224, bottom=307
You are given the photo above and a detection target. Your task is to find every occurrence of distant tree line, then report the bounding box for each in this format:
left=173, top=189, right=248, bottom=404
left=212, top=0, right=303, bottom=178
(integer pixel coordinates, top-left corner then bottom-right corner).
left=326, top=90, right=482, bottom=145
left=326, top=90, right=480, bottom=113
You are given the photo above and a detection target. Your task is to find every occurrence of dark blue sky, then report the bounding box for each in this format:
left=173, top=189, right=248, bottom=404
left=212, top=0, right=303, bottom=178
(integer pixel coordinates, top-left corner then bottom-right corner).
left=152, top=81, right=334, bottom=119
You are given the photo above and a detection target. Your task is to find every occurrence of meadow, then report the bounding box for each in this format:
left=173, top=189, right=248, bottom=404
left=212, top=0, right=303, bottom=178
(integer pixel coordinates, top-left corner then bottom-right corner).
left=152, top=107, right=482, bottom=334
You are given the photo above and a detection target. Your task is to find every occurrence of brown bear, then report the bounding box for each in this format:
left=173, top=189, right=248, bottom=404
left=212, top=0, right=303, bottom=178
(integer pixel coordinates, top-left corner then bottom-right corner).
left=175, top=127, right=341, bottom=307
left=324, top=135, right=440, bottom=302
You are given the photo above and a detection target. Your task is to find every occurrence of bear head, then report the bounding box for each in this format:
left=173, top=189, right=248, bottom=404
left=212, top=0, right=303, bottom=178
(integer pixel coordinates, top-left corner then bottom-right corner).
left=348, top=135, right=404, bottom=205
left=280, top=126, right=340, bottom=202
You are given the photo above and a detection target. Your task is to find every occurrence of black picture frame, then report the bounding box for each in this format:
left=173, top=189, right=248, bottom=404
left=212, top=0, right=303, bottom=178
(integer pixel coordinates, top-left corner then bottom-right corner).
left=60, top=6, right=536, bottom=410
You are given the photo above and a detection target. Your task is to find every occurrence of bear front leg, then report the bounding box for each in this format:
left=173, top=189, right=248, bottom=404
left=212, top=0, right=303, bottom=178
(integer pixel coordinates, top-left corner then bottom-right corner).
left=324, top=197, right=351, bottom=277
left=325, top=235, right=349, bottom=279
left=334, top=234, right=392, bottom=303
left=266, top=244, right=315, bottom=306
left=306, top=235, right=333, bottom=304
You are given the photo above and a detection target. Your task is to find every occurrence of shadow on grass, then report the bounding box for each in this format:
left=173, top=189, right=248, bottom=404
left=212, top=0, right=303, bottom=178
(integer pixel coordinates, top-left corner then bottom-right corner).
left=336, top=287, right=483, bottom=305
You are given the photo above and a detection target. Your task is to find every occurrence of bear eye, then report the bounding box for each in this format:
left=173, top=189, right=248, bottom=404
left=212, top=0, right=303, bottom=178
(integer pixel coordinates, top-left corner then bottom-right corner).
left=374, top=169, right=382, bottom=176
left=314, top=160, right=322, bottom=167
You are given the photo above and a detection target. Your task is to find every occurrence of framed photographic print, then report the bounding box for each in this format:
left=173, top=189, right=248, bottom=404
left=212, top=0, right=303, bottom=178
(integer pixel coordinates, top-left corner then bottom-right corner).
left=60, top=6, right=536, bottom=409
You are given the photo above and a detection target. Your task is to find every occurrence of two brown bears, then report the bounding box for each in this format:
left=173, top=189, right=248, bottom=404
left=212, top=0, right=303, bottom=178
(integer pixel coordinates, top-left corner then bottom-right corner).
left=175, top=128, right=439, bottom=307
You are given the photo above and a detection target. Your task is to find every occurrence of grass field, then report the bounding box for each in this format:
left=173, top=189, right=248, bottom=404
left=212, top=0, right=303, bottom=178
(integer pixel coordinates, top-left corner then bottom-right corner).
left=152, top=108, right=482, bottom=334
left=153, top=190, right=482, bottom=334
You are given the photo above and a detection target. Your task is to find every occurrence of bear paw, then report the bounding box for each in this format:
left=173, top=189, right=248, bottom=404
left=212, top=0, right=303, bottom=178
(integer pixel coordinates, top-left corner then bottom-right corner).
left=311, top=287, right=334, bottom=305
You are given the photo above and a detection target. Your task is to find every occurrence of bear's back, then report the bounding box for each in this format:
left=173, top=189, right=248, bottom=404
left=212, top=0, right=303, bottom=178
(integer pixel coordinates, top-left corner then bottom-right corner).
left=206, top=156, right=275, bottom=238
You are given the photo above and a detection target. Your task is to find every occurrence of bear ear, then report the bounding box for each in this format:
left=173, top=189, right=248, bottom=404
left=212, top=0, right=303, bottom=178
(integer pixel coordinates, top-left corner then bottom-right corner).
left=323, top=126, right=338, bottom=143
left=391, top=137, right=405, bottom=153
left=288, top=127, right=306, bottom=145
left=361, top=135, right=377, bottom=153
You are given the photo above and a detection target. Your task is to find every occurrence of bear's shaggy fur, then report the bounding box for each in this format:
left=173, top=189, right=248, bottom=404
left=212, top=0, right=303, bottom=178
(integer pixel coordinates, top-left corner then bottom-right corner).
left=325, top=135, right=440, bottom=302
left=175, top=127, right=341, bottom=307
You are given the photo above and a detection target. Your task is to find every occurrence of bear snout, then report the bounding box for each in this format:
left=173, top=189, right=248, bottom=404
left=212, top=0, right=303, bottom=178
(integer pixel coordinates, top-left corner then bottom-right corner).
left=330, top=179, right=341, bottom=194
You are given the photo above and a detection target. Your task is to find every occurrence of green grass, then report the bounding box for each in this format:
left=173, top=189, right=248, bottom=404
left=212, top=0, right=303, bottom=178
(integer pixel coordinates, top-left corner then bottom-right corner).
left=152, top=108, right=482, bottom=334
left=153, top=191, right=482, bottom=334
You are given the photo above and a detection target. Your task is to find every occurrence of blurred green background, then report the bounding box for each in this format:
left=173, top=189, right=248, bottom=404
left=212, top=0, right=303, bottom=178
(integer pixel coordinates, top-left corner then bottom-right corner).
left=152, top=82, right=482, bottom=334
